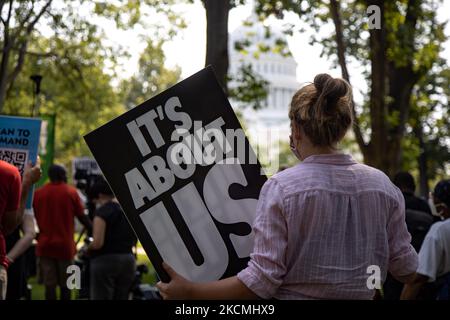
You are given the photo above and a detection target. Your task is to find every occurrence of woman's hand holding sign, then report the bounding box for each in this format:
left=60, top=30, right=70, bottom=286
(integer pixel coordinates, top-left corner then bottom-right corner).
left=156, top=262, right=258, bottom=300
left=156, top=262, right=193, bottom=300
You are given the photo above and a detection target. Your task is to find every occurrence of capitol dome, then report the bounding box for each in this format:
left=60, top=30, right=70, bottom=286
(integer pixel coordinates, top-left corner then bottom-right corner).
left=229, top=11, right=299, bottom=130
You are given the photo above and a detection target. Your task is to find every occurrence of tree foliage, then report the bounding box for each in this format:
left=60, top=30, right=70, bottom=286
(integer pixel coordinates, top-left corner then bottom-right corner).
left=256, top=0, right=449, bottom=179
left=1, top=0, right=184, bottom=169
left=3, top=33, right=125, bottom=167
left=228, top=63, right=269, bottom=110
left=0, top=0, right=53, bottom=112
left=120, top=40, right=181, bottom=109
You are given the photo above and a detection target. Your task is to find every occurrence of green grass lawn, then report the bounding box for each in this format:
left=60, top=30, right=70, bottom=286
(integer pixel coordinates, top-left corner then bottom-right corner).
left=136, top=250, right=158, bottom=285
left=28, top=276, right=45, bottom=300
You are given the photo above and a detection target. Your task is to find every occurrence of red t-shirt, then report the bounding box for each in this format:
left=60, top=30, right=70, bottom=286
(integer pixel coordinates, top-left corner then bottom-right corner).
left=0, top=160, right=22, bottom=268
left=33, top=182, right=85, bottom=260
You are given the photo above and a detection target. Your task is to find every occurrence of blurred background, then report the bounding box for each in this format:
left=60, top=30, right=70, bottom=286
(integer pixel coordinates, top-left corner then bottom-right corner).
left=1, top=0, right=449, bottom=298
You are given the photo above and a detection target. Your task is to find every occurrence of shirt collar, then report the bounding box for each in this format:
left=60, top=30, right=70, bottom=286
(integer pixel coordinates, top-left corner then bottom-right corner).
left=302, top=153, right=357, bottom=165
left=50, top=181, right=65, bottom=185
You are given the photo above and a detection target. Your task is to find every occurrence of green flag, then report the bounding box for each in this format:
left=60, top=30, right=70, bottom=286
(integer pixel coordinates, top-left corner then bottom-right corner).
left=37, top=114, right=56, bottom=187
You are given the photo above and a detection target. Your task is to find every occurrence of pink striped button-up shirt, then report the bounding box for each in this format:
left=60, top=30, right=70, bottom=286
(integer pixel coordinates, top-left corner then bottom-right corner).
left=237, top=153, right=418, bottom=300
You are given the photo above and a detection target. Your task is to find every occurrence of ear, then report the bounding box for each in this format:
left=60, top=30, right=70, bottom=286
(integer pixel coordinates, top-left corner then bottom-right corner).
left=293, top=123, right=302, bottom=141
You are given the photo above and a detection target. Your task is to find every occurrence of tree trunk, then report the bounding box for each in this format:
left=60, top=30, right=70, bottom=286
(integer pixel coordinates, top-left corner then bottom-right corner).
left=330, top=0, right=421, bottom=178
left=382, top=0, right=420, bottom=177
left=0, top=46, right=11, bottom=113
left=384, top=67, right=417, bottom=177
left=329, top=0, right=368, bottom=158
left=202, top=0, right=230, bottom=93
left=414, top=124, right=429, bottom=198
left=0, top=0, right=13, bottom=113
left=366, top=0, right=388, bottom=173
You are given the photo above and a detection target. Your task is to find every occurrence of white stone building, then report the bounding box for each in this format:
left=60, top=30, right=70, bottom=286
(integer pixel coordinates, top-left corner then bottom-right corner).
left=228, top=12, right=300, bottom=133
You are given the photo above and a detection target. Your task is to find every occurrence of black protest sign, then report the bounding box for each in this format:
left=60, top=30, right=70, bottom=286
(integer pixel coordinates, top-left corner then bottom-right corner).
left=84, top=67, right=267, bottom=282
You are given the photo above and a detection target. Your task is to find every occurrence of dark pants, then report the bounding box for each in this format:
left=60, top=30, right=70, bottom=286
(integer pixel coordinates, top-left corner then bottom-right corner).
left=6, top=254, right=26, bottom=300
left=90, top=253, right=136, bottom=300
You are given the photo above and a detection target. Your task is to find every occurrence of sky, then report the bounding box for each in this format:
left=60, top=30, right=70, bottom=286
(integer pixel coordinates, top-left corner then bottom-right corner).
left=104, top=0, right=341, bottom=82
left=162, top=0, right=335, bottom=81
left=104, top=0, right=450, bottom=95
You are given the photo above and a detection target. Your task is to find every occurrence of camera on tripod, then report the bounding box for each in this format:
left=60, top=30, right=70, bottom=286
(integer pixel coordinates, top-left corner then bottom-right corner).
left=72, top=157, right=103, bottom=220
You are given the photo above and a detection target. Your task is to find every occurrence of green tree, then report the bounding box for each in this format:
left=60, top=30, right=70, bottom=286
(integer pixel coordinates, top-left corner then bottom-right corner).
left=257, top=0, right=449, bottom=177
left=406, top=60, right=450, bottom=196
left=121, top=40, right=181, bottom=109
left=0, top=0, right=53, bottom=112
left=1, top=0, right=187, bottom=169
left=5, top=39, right=183, bottom=171
left=186, top=0, right=269, bottom=105
left=3, top=33, right=125, bottom=168
left=0, top=0, right=184, bottom=113
left=228, top=63, right=269, bottom=110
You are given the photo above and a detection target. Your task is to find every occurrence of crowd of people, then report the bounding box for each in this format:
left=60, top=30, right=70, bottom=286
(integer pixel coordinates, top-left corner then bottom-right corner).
left=0, top=73, right=449, bottom=300
left=0, top=163, right=136, bottom=300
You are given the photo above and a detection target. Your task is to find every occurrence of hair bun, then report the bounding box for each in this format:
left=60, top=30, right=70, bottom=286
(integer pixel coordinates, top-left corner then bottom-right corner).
left=288, top=73, right=353, bottom=147
left=314, top=73, right=349, bottom=107
left=313, top=73, right=333, bottom=93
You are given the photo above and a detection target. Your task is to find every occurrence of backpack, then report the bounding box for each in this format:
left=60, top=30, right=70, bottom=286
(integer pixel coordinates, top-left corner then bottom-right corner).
left=405, top=209, right=434, bottom=252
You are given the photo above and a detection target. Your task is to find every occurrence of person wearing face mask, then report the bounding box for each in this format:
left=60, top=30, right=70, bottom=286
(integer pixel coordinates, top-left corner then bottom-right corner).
left=401, top=180, right=450, bottom=300
left=383, top=172, right=436, bottom=300
left=156, top=73, right=418, bottom=300
left=33, top=164, right=92, bottom=300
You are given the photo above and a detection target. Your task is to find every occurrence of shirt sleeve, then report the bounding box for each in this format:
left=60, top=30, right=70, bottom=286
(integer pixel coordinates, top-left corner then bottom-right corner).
left=387, top=187, right=419, bottom=278
left=416, top=227, right=442, bottom=282
left=237, top=178, right=287, bottom=299
left=6, top=167, right=21, bottom=212
left=95, top=202, right=115, bottom=221
left=24, top=208, right=34, bottom=216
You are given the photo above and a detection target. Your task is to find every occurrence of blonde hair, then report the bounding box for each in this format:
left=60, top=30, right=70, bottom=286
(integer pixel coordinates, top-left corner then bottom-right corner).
left=288, top=73, right=353, bottom=147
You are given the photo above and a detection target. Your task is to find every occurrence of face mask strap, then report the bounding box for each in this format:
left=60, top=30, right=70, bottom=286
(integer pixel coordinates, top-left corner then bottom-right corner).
left=428, top=192, right=440, bottom=217
left=435, top=203, right=448, bottom=217
left=289, top=135, right=301, bottom=160
left=429, top=192, right=449, bottom=219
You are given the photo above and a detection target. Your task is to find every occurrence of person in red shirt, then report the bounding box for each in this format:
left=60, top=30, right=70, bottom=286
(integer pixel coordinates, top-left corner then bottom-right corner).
left=0, top=159, right=41, bottom=300
left=33, top=164, right=91, bottom=300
